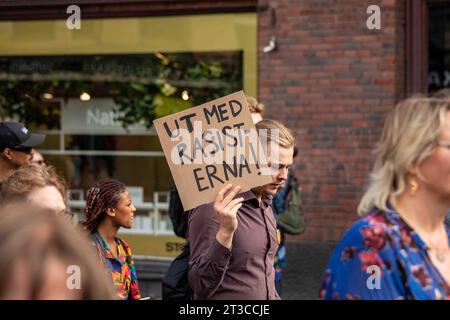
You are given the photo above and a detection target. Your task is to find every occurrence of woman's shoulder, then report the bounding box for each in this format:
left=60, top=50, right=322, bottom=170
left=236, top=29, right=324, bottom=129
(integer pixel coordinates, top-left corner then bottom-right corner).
left=336, top=208, right=397, bottom=253
left=321, top=209, right=407, bottom=300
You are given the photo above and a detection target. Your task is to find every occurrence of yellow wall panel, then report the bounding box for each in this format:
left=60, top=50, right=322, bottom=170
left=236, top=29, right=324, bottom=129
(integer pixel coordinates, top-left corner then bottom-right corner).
left=0, top=14, right=257, bottom=96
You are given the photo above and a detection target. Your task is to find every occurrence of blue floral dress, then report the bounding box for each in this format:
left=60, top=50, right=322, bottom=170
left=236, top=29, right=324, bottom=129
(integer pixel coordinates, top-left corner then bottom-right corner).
left=320, top=206, right=450, bottom=300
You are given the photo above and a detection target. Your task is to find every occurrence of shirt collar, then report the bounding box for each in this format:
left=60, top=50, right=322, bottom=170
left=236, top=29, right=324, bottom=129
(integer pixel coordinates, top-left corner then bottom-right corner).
left=93, top=231, right=119, bottom=260
left=238, top=190, right=273, bottom=209
left=384, top=203, right=430, bottom=251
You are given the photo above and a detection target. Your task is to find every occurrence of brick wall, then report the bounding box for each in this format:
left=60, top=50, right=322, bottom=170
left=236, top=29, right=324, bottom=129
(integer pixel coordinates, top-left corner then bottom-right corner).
left=258, top=0, right=406, bottom=242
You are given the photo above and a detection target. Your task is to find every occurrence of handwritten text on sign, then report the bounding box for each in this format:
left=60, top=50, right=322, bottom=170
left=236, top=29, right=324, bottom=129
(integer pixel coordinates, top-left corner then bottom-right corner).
left=153, top=91, right=272, bottom=210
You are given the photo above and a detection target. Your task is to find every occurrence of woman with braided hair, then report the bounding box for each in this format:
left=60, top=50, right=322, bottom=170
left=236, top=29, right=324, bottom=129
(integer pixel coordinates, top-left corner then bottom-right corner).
left=83, top=178, right=141, bottom=300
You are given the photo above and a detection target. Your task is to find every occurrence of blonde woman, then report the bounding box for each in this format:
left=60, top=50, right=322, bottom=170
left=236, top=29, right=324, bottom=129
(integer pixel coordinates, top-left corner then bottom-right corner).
left=320, top=97, right=450, bottom=300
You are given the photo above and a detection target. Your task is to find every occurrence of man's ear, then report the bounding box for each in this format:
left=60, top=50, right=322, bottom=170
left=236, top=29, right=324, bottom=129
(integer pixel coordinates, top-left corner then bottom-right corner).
left=106, top=207, right=116, bottom=217
left=3, top=148, right=13, bottom=160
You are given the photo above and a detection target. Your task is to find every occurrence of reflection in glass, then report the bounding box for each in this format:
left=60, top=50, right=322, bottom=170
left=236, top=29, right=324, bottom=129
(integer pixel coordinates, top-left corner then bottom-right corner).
left=428, top=5, right=450, bottom=94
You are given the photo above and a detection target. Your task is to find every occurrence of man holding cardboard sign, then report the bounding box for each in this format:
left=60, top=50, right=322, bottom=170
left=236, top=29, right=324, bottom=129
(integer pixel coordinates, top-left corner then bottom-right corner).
left=187, top=119, right=294, bottom=299
left=153, top=91, right=273, bottom=211
left=154, top=91, right=294, bottom=299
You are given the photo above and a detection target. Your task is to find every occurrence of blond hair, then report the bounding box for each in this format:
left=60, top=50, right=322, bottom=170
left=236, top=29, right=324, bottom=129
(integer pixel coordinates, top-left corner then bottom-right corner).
left=247, top=95, right=265, bottom=115
left=358, top=97, right=450, bottom=214
left=256, top=119, right=295, bottom=149
left=0, top=165, right=68, bottom=204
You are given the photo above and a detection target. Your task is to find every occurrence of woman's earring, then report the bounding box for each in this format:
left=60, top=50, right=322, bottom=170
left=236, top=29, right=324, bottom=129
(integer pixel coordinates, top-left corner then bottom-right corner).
left=409, top=179, right=418, bottom=196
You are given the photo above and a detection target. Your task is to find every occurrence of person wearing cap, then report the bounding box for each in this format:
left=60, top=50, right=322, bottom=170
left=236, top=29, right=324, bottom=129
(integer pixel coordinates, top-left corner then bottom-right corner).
left=0, top=121, right=46, bottom=181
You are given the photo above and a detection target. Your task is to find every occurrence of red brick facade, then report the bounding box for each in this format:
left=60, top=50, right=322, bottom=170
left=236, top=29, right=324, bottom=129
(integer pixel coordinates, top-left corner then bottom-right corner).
left=258, top=0, right=406, bottom=242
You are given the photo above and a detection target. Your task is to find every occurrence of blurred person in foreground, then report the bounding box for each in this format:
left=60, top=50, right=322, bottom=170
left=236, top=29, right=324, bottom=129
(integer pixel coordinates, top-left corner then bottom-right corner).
left=83, top=178, right=141, bottom=300
left=0, top=122, right=45, bottom=182
left=320, top=97, right=450, bottom=300
left=0, top=202, right=114, bottom=299
left=188, top=119, right=294, bottom=300
left=0, top=165, right=71, bottom=220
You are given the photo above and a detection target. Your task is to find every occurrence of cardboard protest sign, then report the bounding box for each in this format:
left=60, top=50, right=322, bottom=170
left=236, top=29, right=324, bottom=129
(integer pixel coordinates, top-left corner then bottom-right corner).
left=153, top=90, right=273, bottom=210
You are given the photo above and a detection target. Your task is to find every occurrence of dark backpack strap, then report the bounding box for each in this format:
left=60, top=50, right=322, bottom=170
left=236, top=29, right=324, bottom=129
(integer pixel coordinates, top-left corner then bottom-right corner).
left=161, top=242, right=192, bottom=300
left=169, top=186, right=188, bottom=239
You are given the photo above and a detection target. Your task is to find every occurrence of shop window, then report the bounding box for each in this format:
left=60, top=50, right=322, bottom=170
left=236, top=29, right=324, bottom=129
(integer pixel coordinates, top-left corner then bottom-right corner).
left=428, top=4, right=450, bottom=94
left=0, top=52, right=243, bottom=235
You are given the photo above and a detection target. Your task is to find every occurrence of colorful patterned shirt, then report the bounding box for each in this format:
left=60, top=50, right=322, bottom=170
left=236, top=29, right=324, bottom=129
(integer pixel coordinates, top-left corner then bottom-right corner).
left=93, top=231, right=141, bottom=300
left=320, top=206, right=450, bottom=300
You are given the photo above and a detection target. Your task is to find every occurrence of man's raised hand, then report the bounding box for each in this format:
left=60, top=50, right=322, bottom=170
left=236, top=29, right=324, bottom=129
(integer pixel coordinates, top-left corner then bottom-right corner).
left=214, top=184, right=244, bottom=248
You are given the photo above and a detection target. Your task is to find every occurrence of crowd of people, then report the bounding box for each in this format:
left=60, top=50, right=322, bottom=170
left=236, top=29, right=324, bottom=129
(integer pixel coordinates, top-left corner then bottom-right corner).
left=0, top=122, right=141, bottom=300
left=1, top=91, right=450, bottom=300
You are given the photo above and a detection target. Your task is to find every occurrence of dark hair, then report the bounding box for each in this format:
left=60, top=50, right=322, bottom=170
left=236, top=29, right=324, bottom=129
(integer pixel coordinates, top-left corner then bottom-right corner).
left=83, top=179, right=126, bottom=232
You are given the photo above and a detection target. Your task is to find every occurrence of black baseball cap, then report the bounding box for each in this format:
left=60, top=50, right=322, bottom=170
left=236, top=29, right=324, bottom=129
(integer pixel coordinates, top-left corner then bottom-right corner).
left=0, top=122, right=46, bottom=151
